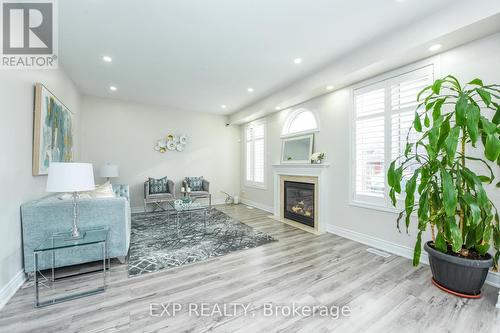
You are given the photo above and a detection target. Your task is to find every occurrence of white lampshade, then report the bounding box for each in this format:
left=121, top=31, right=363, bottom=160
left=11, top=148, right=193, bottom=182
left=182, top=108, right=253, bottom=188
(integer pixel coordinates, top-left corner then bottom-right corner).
left=99, top=163, right=119, bottom=178
left=46, top=162, right=95, bottom=192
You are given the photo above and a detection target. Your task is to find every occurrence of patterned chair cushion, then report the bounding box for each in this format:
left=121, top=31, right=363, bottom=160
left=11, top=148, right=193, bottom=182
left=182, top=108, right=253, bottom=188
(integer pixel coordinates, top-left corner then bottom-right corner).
left=148, top=177, right=169, bottom=194
left=185, top=176, right=203, bottom=191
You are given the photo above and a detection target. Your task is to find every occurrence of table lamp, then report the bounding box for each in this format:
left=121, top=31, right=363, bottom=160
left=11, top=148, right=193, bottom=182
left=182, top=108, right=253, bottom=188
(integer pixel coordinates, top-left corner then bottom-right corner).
left=99, top=163, right=119, bottom=182
left=46, top=162, right=95, bottom=239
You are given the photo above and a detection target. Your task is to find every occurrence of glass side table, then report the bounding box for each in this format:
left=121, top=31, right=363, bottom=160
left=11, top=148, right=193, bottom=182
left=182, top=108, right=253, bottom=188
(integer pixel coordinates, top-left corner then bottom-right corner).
left=33, top=228, right=109, bottom=308
left=166, top=199, right=209, bottom=236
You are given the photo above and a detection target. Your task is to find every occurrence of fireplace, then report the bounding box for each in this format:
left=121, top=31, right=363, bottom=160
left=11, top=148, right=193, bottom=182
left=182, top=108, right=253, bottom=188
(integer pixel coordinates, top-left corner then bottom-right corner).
left=284, top=181, right=315, bottom=227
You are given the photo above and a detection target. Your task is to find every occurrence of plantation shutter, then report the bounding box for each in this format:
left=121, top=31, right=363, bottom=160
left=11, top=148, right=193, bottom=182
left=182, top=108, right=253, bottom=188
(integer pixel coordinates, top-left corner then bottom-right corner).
left=390, top=67, right=434, bottom=181
left=354, top=86, right=386, bottom=203
left=353, top=65, right=434, bottom=207
left=245, top=121, right=266, bottom=186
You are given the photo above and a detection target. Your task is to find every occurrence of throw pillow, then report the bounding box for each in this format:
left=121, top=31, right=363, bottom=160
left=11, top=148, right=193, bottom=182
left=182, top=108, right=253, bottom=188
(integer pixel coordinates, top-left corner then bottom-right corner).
left=185, top=176, right=203, bottom=191
left=88, top=182, right=115, bottom=198
left=149, top=177, right=169, bottom=194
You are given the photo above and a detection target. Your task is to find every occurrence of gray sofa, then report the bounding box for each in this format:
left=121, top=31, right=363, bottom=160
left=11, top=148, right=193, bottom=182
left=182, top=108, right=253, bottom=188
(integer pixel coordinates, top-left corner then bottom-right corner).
left=21, top=184, right=131, bottom=273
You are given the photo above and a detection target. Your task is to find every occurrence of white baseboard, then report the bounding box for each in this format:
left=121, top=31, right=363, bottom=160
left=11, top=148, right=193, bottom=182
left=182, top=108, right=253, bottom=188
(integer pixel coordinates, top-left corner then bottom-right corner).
left=239, top=198, right=274, bottom=213
left=131, top=198, right=228, bottom=214
left=0, top=270, right=26, bottom=311
left=327, top=224, right=500, bottom=288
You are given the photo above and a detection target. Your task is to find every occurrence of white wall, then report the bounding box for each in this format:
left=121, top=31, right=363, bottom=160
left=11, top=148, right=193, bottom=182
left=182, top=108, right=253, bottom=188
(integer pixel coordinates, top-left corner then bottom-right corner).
left=79, top=97, right=240, bottom=210
left=0, top=68, right=81, bottom=304
left=240, top=33, right=500, bottom=261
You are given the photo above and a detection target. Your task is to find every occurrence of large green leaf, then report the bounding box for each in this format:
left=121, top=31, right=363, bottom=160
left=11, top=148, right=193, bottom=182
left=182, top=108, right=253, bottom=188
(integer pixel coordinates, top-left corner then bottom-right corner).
left=414, top=112, right=422, bottom=132
left=455, top=94, right=467, bottom=126
left=428, top=127, right=440, bottom=151
left=448, top=219, right=463, bottom=253
left=493, top=107, right=500, bottom=125
left=437, top=118, right=450, bottom=150
left=466, top=104, right=480, bottom=145
left=485, top=134, right=500, bottom=161
left=432, top=98, right=446, bottom=121
left=435, top=232, right=447, bottom=253
left=417, top=190, right=429, bottom=224
left=424, top=113, right=430, bottom=127
left=394, top=167, right=403, bottom=194
left=476, top=226, right=492, bottom=255
left=387, top=161, right=396, bottom=187
left=441, top=169, right=457, bottom=217
left=405, top=170, right=418, bottom=212
left=444, top=127, right=460, bottom=165
left=477, top=88, right=492, bottom=106
left=413, top=231, right=422, bottom=266
left=461, top=168, right=490, bottom=211
left=480, top=117, right=498, bottom=135
left=432, top=79, right=443, bottom=94
left=461, top=193, right=481, bottom=228
left=468, top=78, right=484, bottom=86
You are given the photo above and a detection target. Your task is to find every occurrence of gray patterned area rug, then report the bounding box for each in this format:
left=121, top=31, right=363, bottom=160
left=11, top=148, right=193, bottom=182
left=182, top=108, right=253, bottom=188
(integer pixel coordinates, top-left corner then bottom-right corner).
left=128, top=208, right=276, bottom=277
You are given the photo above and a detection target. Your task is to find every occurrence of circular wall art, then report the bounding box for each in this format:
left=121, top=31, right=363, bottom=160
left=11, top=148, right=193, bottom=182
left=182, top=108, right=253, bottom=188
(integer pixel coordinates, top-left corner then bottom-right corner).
left=154, top=133, right=189, bottom=153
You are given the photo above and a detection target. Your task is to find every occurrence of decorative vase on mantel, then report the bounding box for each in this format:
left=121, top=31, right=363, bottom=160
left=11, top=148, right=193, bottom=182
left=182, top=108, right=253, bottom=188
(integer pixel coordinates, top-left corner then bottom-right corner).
left=310, top=152, right=325, bottom=164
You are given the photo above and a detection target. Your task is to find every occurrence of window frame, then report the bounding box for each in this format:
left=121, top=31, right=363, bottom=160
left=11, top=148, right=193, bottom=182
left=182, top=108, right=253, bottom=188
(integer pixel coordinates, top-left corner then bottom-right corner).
left=349, top=59, right=437, bottom=212
left=244, top=119, right=267, bottom=189
left=281, top=108, right=320, bottom=138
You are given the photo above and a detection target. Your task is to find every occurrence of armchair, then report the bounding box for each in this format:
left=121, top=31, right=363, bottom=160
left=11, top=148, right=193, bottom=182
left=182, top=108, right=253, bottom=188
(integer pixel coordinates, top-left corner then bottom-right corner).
left=183, top=177, right=211, bottom=208
left=144, top=178, right=175, bottom=212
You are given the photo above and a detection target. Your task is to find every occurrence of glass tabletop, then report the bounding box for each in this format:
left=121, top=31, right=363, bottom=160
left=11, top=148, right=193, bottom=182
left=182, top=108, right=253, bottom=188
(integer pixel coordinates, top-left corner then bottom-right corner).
left=35, top=228, right=108, bottom=252
left=167, top=199, right=209, bottom=212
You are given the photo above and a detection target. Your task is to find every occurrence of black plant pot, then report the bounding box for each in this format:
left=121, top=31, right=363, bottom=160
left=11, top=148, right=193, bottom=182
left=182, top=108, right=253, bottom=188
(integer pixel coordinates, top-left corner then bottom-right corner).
left=424, top=241, right=493, bottom=297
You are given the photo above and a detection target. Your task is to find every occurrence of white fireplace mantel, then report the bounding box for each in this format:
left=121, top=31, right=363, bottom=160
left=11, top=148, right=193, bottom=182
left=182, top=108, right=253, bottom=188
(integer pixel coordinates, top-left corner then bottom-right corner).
left=272, top=163, right=331, bottom=233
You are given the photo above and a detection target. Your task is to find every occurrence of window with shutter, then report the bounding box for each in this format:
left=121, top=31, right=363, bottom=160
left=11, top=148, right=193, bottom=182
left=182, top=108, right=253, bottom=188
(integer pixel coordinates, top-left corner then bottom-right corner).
left=245, top=120, right=266, bottom=188
left=352, top=65, right=434, bottom=208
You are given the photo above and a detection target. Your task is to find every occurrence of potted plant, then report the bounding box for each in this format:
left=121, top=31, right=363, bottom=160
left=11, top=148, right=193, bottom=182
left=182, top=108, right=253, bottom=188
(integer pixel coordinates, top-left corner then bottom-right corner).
left=388, top=75, right=500, bottom=297
left=311, top=152, right=326, bottom=164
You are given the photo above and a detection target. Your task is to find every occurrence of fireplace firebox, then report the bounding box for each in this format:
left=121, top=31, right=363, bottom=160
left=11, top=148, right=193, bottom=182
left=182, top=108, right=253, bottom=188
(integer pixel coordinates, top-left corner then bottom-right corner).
left=284, top=181, right=315, bottom=227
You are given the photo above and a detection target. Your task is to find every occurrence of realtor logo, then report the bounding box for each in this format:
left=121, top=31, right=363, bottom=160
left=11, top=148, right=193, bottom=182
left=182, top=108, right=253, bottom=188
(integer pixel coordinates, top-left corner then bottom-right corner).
left=1, top=0, right=58, bottom=68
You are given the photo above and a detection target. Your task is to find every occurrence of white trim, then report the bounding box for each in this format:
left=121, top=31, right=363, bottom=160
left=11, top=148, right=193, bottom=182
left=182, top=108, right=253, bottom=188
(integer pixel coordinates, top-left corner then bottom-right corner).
left=280, top=128, right=319, bottom=139
left=326, top=224, right=500, bottom=288
left=350, top=60, right=435, bottom=211
left=244, top=119, right=267, bottom=189
left=272, top=163, right=330, bottom=234
left=281, top=108, right=320, bottom=137
left=349, top=201, right=400, bottom=215
left=280, top=133, right=314, bottom=164
left=239, top=198, right=274, bottom=213
left=0, top=270, right=26, bottom=311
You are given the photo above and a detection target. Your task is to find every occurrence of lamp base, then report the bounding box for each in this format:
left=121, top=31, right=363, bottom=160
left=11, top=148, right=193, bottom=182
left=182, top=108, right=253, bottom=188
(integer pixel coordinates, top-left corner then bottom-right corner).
left=64, top=231, right=86, bottom=241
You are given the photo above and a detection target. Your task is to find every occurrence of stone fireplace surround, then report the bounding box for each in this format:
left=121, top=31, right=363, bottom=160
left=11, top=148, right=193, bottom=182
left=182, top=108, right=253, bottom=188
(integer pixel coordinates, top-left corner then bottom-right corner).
left=271, top=163, right=330, bottom=234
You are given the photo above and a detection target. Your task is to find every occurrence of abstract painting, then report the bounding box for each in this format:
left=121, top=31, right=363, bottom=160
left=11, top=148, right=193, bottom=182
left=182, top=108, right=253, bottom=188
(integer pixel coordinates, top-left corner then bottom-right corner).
left=32, top=83, right=74, bottom=176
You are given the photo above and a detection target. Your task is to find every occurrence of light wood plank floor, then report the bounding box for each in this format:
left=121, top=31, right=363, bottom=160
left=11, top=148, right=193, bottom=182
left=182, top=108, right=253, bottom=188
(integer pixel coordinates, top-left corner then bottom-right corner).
left=1, top=205, right=499, bottom=332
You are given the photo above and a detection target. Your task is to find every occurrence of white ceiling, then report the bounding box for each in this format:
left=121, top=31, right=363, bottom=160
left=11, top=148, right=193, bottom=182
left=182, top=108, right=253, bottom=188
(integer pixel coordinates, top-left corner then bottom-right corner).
left=60, top=0, right=461, bottom=115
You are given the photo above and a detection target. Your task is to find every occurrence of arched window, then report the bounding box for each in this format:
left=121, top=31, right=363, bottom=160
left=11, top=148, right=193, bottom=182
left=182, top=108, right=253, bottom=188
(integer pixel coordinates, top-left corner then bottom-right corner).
left=282, top=109, right=319, bottom=136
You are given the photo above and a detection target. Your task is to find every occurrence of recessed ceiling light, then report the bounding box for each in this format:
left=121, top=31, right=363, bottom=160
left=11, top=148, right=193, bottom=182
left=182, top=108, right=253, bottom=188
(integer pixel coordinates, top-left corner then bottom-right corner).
left=326, top=85, right=334, bottom=91
left=275, top=106, right=281, bottom=110
left=221, top=104, right=227, bottom=109
left=102, top=56, right=112, bottom=63
left=293, top=58, right=302, bottom=64
left=429, top=44, right=442, bottom=52
left=247, top=87, right=254, bottom=93
left=109, top=86, right=117, bottom=91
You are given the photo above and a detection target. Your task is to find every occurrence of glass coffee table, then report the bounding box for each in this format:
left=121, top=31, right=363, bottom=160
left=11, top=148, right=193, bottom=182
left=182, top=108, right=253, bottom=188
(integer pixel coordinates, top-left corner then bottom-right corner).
left=166, top=199, right=210, bottom=236
left=33, top=228, right=109, bottom=307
